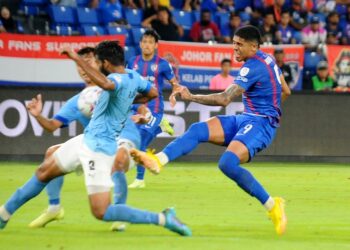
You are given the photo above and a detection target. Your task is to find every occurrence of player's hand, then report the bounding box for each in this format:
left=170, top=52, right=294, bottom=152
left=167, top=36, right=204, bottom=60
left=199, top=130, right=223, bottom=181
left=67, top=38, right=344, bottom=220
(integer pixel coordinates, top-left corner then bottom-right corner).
left=131, top=114, right=150, bottom=124
left=26, top=94, right=43, bottom=117
left=177, top=86, right=192, bottom=101
left=169, top=85, right=185, bottom=107
left=59, top=45, right=79, bottom=60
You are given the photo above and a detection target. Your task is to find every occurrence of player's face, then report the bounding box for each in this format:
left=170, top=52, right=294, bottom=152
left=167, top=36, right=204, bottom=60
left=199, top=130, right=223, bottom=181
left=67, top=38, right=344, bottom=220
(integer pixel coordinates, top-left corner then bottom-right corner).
left=77, top=52, right=98, bottom=85
left=232, top=35, right=258, bottom=62
left=140, top=35, right=158, bottom=57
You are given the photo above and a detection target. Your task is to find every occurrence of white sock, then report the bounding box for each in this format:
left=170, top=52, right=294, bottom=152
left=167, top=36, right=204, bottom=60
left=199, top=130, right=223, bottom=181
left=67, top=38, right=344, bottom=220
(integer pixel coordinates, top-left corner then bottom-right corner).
left=264, top=197, right=275, bottom=211
left=156, top=152, right=169, bottom=166
left=0, top=205, right=11, bottom=221
left=48, top=204, right=61, bottom=213
left=158, top=213, right=166, bottom=226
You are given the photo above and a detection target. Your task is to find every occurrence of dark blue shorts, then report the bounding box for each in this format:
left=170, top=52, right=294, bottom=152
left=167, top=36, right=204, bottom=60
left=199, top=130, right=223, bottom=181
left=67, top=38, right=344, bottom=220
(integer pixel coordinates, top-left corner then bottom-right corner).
left=217, top=114, right=277, bottom=160
left=137, top=112, right=163, bottom=138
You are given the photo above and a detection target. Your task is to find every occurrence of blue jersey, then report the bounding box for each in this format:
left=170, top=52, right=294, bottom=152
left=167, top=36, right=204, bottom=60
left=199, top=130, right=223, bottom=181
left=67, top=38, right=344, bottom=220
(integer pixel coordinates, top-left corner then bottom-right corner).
left=53, top=94, right=90, bottom=128
left=235, top=50, right=282, bottom=123
left=84, top=69, right=151, bottom=155
left=127, top=55, right=175, bottom=114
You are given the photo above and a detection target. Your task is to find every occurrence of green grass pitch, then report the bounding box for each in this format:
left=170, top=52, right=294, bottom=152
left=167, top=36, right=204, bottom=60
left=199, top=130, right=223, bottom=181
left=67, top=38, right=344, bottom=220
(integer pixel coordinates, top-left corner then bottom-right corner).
left=1, top=162, right=350, bottom=250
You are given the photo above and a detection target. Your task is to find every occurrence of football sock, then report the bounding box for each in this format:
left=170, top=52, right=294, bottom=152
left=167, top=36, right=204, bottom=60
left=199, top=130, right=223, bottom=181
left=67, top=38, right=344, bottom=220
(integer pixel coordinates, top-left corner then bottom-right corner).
left=112, top=171, right=127, bottom=204
left=136, top=130, right=155, bottom=180
left=155, top=152, right=169, bottom=166
left=5, top=175, right=47, bottom=215
left=103, top=204, right=159, bottom=225
left=263, top=197, right=275, bottom=211
left=163, top=122, right=209, bottom=161
left=218, top=151, right=270, bottom=204
left=46, top=176, right=64, bottom=206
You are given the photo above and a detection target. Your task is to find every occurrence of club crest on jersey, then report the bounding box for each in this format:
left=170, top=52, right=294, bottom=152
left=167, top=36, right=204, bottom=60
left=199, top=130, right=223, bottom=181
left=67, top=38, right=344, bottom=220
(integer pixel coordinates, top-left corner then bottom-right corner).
left=151, top=64, right=158, bottom=72
left=239, top=67, right=250, bottom=76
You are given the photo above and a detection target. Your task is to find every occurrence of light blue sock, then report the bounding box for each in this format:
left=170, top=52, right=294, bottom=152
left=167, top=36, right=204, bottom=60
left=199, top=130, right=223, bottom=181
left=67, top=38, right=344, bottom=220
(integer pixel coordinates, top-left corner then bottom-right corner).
left=45, top=176, right=64, bottom=205
left=163, top=122, right=209, bottom=161
left=103, top=204, right=159, bottom=225
left=5, top=175, right=47, bottom=214
left=218, top=151, right=270, bottom=204
left=112, top=171, right=127, bottom=204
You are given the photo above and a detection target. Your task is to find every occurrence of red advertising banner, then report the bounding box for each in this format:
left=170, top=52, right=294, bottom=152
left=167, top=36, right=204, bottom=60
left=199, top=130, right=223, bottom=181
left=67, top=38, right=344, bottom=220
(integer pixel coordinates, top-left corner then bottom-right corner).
left=0, top=33, right=125, bottom=59
left=327, top=45, right=350, bottom=88
left=158, top=41, right=304, bottom=90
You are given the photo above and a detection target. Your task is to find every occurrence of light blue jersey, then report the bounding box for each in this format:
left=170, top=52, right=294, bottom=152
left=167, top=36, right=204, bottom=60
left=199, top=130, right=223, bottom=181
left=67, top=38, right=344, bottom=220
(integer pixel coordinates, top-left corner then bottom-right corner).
left=84, top=69, right=151, bottom=155
left=53, top=94, right=90, bottom=128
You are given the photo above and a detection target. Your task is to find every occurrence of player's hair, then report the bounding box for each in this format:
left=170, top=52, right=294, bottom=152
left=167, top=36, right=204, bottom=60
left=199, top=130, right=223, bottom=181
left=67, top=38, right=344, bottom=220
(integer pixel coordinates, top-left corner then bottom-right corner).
left=141, top=29, right=160, bottom=43
left=77, top=46, right=95, bottom=56
left=234, top=25, right=262, bottom=45
left=221, top=58, right=232, bottom=65
left=229, top=12, right=240, bottom=20
left=95, top=40, right=124, bottom=66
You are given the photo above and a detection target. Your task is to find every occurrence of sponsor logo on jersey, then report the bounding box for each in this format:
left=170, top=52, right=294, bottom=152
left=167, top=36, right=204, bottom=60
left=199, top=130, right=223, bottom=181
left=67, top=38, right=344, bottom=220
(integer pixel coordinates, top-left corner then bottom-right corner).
left=239, top=67, right=250, bottom=76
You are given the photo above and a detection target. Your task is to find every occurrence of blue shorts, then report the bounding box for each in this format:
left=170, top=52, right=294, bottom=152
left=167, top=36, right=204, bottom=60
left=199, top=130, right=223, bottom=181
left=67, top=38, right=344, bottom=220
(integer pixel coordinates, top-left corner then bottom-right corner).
left=137, top=112, right=163, bottom=138
left=217, top=114, right=277, bottom=160
left=118, top=118, right=141, bottom=149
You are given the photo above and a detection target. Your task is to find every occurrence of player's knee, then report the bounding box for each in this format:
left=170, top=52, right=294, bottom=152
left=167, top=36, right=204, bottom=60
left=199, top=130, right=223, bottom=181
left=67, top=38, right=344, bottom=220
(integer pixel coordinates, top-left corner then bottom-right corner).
left=36, top=165, right=51, bottom=182
left=218, top=151, right=240, bottom=179
left=91, top=205, right=108, bottom=220
left=113, top=149, right=129, bottom=173
left=186, top=122, right=209, bottom=142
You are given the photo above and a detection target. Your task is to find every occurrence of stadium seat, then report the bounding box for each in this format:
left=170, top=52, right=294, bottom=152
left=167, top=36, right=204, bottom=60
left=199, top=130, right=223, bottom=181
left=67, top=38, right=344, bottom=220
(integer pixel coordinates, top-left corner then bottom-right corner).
left=172, top=10, right=192, bottom=28
left=77, top=7, right=100, bottom=25
left=76, top=0, right=89, bottom=7
left=22, top=0, right=49, bottom=6
left=235, top=0, right=251, bottom=11
left=125, top=8, right=143, bottom=26
left=170, top=0, right=184, bottom=10
left=304, top=52, right=323, bottom=70
left=192, top=10, right=200, bottom=22
left=131, top=27, right=145, bottom=45
left=20, top=4, right=40, bottom=16
left=48, top=5, right=76, bottom=26
left=107, top=26, right=132, bottom=45
left=215, top=12, right=229, bottom=29
left=239, top=12, right=251, bottom=25
left=81, top=25, right=106, bottom=36
left=292, top=31, right=302, bottom=44
left=54, top=25, right=73, bottom=35
left=124, top=46, right=137, bottom=59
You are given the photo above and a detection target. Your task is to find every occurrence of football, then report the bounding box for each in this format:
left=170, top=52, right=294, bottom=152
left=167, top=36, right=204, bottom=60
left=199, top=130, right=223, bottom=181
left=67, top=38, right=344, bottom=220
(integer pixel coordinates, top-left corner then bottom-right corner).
left=77, top=86, right=102, bottom=117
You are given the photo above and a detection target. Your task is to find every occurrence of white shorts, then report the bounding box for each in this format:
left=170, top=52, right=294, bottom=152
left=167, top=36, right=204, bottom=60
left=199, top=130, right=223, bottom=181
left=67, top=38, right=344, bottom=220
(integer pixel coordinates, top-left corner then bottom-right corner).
left=53, top=134, right=115, bottom=194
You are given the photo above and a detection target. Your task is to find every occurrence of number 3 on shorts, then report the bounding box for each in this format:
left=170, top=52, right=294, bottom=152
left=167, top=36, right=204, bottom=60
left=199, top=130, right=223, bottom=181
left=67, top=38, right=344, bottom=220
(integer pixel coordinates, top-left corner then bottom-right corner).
left=243, top=124, right=253, bottom=134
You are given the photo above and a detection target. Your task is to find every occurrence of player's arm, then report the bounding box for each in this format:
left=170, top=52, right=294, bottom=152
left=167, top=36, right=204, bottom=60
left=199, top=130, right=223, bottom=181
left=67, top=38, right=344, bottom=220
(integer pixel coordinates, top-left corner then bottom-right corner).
left=131, top=105, right=153, bottom=124
left=26, top=94, right=62, bottom=132
left=176, top=84, right=245, bottom=107
left=133, top=86, right=158, bottom=104
left=280, top=74, right=291, bottom=102
left=60, top=45, right=115, bottom=90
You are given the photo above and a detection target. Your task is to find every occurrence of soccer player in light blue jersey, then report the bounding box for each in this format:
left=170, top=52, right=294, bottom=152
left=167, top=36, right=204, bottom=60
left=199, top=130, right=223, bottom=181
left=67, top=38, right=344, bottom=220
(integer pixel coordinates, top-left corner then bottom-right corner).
left=127, top=29, right=182, bottom=188
left=26, top=47, right=95, bottom=228
left=131, top=25, right=291, bottom=235
left=0, top=41, right=191, bottom=236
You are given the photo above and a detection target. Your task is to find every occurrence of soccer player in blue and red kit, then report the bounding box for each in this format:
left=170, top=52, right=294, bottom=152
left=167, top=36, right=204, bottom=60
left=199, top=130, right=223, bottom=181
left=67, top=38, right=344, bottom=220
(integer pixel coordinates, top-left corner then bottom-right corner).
left=131, top=25, right=291, bottom=235
left=127, top=29, right=182, bottom=188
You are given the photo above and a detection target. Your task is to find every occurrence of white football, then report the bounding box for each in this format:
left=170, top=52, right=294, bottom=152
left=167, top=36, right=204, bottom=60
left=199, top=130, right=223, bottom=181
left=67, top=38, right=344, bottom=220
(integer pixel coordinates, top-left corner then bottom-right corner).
left=78, top=86, right=102, bottom=117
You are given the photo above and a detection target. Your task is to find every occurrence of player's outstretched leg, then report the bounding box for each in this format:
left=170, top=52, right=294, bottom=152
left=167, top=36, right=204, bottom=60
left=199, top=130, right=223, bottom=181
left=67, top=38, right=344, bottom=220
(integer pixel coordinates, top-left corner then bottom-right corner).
left=103, top=204, right=192, bottom=236
left=218, top=150, right=287, bottom=235
left=130, top=122, right=209, bottom=172
left=29, top=176, right=65, bottom=228
left=0, top=175, right=48, bottom=229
